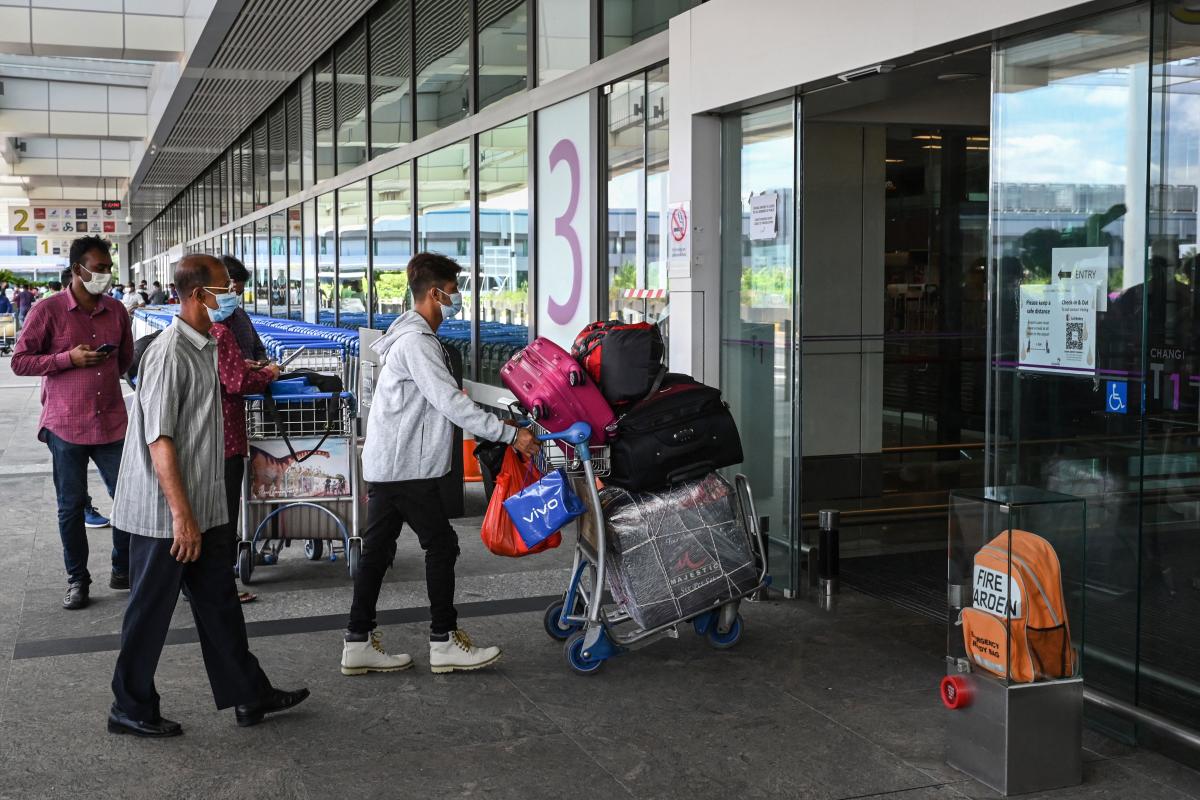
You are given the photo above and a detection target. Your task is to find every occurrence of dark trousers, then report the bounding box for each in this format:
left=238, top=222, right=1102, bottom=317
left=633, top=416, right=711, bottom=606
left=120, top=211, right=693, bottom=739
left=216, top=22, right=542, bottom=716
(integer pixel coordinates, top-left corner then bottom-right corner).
left=44, top=429, right=128, bottom=585
left=111, top=530, right=271, bottom=721
left=349, top=478, right=460, bottom=636
left=221, top=456, right=244, bottom=546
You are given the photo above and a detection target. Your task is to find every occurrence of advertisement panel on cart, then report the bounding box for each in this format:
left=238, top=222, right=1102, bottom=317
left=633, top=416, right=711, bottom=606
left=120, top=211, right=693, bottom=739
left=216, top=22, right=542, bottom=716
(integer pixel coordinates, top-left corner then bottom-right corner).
left=248, top=437, right=352, bottom=500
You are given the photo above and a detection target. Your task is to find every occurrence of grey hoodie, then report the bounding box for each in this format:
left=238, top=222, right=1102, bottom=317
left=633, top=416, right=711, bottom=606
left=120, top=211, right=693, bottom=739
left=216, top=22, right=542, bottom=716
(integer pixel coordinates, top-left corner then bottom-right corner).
left=361, top=311, right=515, bottom=483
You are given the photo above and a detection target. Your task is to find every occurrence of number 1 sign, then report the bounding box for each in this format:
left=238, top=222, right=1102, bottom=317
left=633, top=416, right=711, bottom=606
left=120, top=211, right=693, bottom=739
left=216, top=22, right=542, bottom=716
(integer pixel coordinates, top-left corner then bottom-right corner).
left=536, top=93, right=594, bottom=349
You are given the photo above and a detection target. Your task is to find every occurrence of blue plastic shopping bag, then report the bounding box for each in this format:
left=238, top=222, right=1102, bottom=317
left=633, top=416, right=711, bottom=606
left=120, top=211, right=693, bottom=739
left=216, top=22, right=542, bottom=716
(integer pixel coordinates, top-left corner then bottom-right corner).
left=503, top=468, right=585, bottom=549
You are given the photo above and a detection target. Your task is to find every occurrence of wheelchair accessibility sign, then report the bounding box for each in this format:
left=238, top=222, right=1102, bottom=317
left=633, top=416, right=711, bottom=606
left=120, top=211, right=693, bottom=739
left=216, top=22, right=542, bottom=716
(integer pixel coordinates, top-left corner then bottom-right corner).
left=1106, top=381, right=1128, bottom=414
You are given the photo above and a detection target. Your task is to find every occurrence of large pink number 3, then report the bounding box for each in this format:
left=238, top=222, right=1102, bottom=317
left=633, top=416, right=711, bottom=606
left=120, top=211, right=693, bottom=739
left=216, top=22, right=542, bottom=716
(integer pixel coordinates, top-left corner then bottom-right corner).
left=546, top=138, right=582, bottom=326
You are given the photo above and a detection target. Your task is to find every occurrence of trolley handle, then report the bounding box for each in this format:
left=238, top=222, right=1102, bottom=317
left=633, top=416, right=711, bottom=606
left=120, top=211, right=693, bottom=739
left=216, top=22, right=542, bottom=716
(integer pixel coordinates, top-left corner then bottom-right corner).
left=243, top=391, right=354, bottom=401
left=517, top=418, right=592, bottom=445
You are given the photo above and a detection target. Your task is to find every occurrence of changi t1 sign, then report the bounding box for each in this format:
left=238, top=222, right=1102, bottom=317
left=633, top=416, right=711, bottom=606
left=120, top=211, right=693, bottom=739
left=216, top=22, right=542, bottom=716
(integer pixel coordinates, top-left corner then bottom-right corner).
left=536, top=93, right=594, bottom=349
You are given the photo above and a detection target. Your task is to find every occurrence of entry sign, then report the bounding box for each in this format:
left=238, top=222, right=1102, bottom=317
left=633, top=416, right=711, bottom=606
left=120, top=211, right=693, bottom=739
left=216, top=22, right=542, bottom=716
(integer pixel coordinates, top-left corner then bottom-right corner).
left=1106, top=381, right=1128, bottom=414
left=668, top=201, right=690, bottom=261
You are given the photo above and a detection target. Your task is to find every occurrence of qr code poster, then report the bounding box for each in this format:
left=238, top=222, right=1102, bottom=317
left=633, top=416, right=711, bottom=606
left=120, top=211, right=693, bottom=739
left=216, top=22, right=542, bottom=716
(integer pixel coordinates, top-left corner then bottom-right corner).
left=1018, top=283, right=1097, bottom=375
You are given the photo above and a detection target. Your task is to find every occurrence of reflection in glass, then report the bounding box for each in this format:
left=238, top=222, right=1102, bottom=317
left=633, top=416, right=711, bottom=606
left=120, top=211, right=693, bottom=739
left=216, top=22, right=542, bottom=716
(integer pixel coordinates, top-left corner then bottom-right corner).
left=269, top=102, right=286, bottom=203
left=720, top=101, right=797, bottom=594
left=479, top=117, right=530, bottom=386
left=478, top=0, right=528, bottom=109
left=240, top=223, right=255, bottom=307
left=255, top=215, right=270, bottom=314
left=606, top=76, right=645, bottom=320
left=370, top=0, right=412, bottom=157
left=990, top=7, right=1149, bottom=706
left=288, top=205, right=304, bottom=319
left=286, top=84, right=302, bottom=196
left=418, top=140, right=472, bottom=377
left=317, top=193, right=336, bottom=324
left=300, top=69, right=316, bottom=188
left=336, top=26, right=369, bottom=174
left=338, top=180, right=369, bottom=328
left=253, top=119, right=269, bottom=209
left=269, top=211, right=287, bottom=317
left=315, top=53, right=335, bottom=182
left=602, top=0, right=698, bottom=57
left=536, top=0, right=589, bottom=84
left=415, top=0, right=470, bottom=137
left=303, top=200, right=318, bottom=324
left=371, top=163, right=413, bottom=330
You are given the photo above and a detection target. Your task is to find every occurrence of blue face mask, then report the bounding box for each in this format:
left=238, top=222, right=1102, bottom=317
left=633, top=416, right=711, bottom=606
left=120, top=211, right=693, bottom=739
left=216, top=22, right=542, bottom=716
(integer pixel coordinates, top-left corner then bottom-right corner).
left=437, top=288, right=463, bottom=319
left=206, top=291, right=241, bottom=323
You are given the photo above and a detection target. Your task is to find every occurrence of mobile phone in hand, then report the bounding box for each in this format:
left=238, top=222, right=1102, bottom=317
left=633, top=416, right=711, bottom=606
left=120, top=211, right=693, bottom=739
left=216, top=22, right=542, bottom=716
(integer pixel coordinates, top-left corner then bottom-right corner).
left=96, top=343, right=117, bottom=355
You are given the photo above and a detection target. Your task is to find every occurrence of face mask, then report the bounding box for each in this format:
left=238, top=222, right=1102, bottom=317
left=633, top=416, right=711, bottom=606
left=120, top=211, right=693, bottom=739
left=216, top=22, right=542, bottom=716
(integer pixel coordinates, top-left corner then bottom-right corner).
left=78, top=265, right=112, bottom=296
left=206, top=291, right=240, bottom=323
left=437, top=288, right=463, bottom=319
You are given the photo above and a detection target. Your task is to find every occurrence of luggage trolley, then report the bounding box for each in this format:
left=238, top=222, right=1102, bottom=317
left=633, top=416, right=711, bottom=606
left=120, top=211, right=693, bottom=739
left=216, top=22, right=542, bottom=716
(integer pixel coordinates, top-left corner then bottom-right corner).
left=0, top=313, right=15, bottom=355
left=519, top=416, right=769, bottom=675
left=237, top=345, right=362, bottom=583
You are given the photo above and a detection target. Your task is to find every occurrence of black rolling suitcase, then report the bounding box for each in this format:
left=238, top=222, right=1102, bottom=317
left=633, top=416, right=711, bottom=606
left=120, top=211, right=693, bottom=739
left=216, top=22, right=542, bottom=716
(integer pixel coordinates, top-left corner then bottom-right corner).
left=606, top=374, right=743, bottom=492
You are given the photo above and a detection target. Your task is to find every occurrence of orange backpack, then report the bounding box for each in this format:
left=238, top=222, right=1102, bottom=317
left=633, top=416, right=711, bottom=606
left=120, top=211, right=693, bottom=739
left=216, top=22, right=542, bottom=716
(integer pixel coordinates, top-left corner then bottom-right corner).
left=959, top=529, right=1075, bottom=683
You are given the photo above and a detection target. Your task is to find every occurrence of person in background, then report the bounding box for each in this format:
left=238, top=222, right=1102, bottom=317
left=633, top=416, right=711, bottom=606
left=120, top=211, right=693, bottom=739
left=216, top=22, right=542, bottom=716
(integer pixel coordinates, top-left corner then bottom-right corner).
left=0, top=288, right=11, bottom=315
left=11, top=236, right=132, bottom=609
left=121, top=285, right=144, bottom=316
left=219, top=256, right=268, bottom=364
left=210, top=282, right=280, bottom=604
left=147, top=281, right=168, bottom=306
left=108, top=254, right=308, bottom=737
left=339, top=253, right=539, bottom=677
left=111, top=283, right=124, bottom=301
left=15, top=285, right=34, bottom=327
left=168, top=283, right=179, bottom=304
left=43, top=281, right=62, bottom=299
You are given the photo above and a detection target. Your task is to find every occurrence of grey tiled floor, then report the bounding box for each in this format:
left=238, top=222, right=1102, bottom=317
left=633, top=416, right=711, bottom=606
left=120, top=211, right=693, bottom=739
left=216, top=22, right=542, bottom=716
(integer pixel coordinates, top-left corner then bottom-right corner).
left=1, top=368, right=1198, bottom=799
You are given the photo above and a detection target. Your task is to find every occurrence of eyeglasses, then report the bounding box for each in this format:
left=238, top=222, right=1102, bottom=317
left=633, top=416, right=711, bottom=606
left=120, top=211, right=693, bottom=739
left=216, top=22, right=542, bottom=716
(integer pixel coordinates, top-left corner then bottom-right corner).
left=203, top=284, right=237, bottom=296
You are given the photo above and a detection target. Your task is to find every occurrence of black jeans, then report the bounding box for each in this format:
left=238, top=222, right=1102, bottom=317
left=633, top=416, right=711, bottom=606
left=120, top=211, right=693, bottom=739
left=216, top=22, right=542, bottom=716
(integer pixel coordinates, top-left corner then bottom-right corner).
left=111, top=530, right=272, bottom=722
left=348, top=478, right=460, bottom=636
left=43, top=428, right=128, bottom=585
left=221, top=456, right=244, bottom=548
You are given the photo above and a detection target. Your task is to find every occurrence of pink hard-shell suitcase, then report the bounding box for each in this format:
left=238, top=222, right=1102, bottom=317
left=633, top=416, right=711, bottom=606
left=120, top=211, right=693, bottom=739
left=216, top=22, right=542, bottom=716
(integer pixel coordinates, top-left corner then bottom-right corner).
left=501, top=337, right=617, bottom=444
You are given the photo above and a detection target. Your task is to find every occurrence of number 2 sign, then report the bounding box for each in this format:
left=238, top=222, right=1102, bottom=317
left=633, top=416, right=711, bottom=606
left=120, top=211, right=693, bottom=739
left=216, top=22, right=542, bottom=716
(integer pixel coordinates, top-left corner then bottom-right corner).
left=536, top=93, right=594, bottom=348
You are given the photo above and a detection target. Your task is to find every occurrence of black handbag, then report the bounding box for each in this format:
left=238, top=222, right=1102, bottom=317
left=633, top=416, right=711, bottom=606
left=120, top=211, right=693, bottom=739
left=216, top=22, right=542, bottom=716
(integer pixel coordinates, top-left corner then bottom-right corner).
left=606, top=374, right=744, bottom=492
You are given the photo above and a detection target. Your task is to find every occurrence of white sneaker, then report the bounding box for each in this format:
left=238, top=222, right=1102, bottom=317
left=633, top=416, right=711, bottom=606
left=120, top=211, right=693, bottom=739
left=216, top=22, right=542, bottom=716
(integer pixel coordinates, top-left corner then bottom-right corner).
left=429, top=629, right=501, bottom=674
left=341, top=631, right=413, bottom=676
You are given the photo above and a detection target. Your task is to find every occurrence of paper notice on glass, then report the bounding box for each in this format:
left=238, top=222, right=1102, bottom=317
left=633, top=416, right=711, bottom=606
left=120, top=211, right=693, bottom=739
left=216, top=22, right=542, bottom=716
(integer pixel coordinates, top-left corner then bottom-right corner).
left=1052, top=246, right=1109, bottom=312
left=749, top=193, right=778, bottom=241
left=1018, top=283, right=1097, bottom=375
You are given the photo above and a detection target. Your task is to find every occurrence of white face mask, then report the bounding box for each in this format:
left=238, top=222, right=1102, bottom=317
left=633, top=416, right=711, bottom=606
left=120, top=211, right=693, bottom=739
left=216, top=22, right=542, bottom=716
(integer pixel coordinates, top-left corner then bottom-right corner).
left=78, top=265, right=112, bottom=296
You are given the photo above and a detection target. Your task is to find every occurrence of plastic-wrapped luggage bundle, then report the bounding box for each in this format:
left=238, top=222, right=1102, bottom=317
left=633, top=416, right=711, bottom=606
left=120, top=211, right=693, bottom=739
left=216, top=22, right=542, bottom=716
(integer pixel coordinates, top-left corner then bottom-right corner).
left=597, top=473, right=758, bottom=631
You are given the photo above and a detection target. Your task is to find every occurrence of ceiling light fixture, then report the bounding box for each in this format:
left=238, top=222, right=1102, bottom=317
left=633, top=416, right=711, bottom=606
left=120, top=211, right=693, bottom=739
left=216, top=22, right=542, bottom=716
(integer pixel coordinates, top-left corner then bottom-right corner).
left=837, top=63, right=896, bottom=83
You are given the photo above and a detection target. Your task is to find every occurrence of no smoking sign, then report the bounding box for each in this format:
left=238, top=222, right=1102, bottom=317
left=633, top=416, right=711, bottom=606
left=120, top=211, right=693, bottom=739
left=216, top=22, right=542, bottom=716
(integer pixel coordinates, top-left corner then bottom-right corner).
left=668, top=201, right=690, bottom=261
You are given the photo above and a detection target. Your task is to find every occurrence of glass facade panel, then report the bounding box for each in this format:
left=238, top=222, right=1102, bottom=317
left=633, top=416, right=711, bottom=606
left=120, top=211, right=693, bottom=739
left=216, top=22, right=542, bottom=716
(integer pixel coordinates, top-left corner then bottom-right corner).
left=300, top=69, right=316, bottom=188
left=536, top=0, right=589, bottom=84
left=371, top=163, right=413, bottom=329
left=254, top=215, right=270, bottom=313
left=269, top=101, right=286, bottom=202
left=288, top=205, right=304, bottom=319
left=602, top=0, right=698, bottom=57
left=240, top=136, right=254, bottom=216
left=370, top=0, right=412, bottom=157
left=286, top=85, right=302, bottom=196
left=418, top=140, right=472, bottom=376
left=240, top=223, right=255, bottom=306
left=478, top=117, right=530, bottom=386
left=253, top=119, right=269, bottom=208
left=317, top=192, right=337, bottom=322
left=415, top=0, right=470, bottom=137
left=720, top=101, right=798, bottom=594
left=606, top=76, right=645, bottom=320
left=990, top=6, right=1150, bottom=708
left=269, top=211, right=287, bottom=316
left=315, top=53, right=336, bottom=182
left=338, top=180, right=369, bottom=327
left=303, top=200, right=318, bottom=324
left=336, top=26, right=369, bottom=174
left=478, top=0, right=528, bottom=109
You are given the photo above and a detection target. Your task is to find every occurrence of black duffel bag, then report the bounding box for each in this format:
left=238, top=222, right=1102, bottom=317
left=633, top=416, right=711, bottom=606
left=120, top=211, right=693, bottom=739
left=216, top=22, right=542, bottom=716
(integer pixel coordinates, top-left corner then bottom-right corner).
left=606, top=374, right=743, bottom=492
left=261, top=370, right=345, bottom=463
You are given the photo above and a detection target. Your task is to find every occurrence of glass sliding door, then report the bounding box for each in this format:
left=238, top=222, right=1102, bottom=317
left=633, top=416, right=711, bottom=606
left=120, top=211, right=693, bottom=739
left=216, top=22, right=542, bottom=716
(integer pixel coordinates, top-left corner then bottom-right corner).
left=989, top=5, right=1151, bottom=710
left=720, top=100, right=799, bottom=594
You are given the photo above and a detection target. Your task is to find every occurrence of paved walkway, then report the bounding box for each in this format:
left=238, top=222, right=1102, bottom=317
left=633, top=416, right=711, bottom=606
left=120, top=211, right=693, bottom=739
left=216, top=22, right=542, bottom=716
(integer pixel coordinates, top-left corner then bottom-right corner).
left=0, top=365, right=1198, bottom=800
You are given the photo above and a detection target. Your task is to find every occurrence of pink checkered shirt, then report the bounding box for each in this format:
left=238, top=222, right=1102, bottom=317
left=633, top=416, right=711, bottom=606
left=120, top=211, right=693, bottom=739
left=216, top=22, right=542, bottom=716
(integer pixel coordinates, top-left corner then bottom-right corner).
left=11, top=289, right=133, bottom=445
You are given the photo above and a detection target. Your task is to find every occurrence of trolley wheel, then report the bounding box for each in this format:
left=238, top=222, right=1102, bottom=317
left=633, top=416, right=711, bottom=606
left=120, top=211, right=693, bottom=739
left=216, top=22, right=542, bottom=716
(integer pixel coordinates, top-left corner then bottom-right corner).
left=304, top=539, right=324, bottom=561
left=564, top=631, right=604, bottom=675
left=707, top=614, right=744, bottom=650
left=543, top=600, right=582, bottom=641
left=347, top=538, right=361, bottom=580
left=237, top=546, right=254, bottom=585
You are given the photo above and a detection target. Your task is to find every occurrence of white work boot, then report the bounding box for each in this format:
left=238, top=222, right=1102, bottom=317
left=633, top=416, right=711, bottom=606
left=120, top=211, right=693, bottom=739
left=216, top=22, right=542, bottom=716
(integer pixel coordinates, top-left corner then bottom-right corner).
left=429, top=629, right=501, bottom=674
left=341, top=631, right=413, bottom=676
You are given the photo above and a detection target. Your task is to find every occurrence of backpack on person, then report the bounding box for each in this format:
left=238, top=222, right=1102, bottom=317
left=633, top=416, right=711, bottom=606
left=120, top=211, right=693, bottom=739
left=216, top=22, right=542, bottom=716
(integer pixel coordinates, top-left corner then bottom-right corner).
left=126, top=330, right=163, bottom=384
left=959, top=529, right=1075, bottom=683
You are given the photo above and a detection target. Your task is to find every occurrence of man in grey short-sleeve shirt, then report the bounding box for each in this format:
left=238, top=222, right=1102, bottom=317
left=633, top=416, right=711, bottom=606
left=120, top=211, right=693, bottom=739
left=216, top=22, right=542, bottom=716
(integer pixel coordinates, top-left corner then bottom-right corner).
left=108, top=254, right=309, bottom=738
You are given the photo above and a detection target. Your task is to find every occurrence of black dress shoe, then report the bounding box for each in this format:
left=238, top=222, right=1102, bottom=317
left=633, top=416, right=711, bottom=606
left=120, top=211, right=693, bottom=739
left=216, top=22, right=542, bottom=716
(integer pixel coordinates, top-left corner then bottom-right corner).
left=109, top=571, right=130, bottom=591
left=235, top=687, right=310, bottom=728
left=107, top=707, right=183, bottom=738
left=62, top=582, right=89, bottom=610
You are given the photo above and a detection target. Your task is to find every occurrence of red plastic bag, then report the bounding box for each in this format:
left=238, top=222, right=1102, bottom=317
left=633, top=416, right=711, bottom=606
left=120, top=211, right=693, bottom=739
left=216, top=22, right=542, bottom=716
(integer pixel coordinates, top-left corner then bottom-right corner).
left=481, top=448, right=562, bottom=557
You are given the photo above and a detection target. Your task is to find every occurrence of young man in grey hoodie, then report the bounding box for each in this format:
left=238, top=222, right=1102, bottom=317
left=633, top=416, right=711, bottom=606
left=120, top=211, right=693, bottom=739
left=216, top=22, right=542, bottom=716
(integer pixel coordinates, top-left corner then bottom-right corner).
left=341, top=252, right=539, bottom=675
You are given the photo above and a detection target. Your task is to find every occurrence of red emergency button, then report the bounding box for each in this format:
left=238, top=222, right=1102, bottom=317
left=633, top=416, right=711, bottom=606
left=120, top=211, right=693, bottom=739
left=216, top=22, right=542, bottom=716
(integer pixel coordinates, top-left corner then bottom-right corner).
left=940, top=674, right=972, bottom=710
